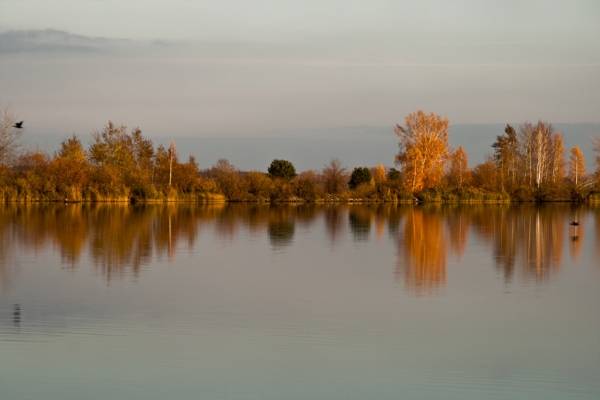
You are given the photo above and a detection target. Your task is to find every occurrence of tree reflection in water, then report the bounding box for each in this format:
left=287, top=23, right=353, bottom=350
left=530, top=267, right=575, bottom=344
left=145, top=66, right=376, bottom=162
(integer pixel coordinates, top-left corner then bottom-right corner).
left=0, top=204, right=596, bottom=289
left=396, top=207, right=447, bottom=294
left=348, top=206, right=372, bottom=241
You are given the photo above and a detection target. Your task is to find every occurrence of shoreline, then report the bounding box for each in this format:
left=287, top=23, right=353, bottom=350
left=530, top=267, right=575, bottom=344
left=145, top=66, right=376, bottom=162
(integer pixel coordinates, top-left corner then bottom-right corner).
left=1, top=197, right=597, bottom=205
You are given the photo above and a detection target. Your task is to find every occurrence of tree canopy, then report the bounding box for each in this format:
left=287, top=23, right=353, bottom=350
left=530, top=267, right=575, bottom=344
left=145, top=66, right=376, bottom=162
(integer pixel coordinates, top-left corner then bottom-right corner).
left=268, top=159, right=296, bottom=180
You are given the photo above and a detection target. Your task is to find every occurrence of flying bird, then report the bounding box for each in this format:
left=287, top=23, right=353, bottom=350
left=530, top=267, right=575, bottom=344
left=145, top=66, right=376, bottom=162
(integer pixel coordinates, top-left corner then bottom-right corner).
left=13, top=121, right=24, bottom=129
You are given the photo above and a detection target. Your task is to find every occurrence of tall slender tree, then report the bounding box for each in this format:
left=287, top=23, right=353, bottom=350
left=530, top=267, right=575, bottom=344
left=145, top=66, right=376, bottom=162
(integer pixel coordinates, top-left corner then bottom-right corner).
left=548, top=133, right=565, bottom=185
left=168, top=141, right=177, bottom=188
left=569, top=146, right=585, bottom=187
left=492, top=124, right=519, bottom=191
left=448, top=146, right=469, bottom=190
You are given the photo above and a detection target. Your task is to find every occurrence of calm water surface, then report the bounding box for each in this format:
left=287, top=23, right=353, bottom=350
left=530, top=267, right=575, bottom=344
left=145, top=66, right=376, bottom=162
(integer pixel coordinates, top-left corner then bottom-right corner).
left=0, top=204, right=599, bottom=399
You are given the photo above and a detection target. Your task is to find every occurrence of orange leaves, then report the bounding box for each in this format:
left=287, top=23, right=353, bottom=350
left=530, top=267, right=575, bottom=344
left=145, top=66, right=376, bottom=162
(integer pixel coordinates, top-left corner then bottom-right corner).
left=448, top=146, right=469, bottom=189
left=395, top=110, right=449, bottom=193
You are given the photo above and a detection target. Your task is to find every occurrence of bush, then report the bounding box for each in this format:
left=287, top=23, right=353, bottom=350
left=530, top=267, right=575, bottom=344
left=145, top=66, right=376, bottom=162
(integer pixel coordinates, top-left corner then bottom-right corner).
left=348, top=167, right=372, bottom=189
left=293, top=171, right=321, bottom=201
left=268, top=159, right=296, bottom=180
left=352, top=182, right=376, bottom=199
left=245, top=172, right=274, bottom=200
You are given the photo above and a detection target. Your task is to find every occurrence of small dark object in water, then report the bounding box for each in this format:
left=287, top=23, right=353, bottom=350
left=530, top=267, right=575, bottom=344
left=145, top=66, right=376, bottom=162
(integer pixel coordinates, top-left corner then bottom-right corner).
left=12, top=304, right=21, bottom=326
left=569, top=221, right=579, bottom=226
left=12, top=121, right=24, bottom=129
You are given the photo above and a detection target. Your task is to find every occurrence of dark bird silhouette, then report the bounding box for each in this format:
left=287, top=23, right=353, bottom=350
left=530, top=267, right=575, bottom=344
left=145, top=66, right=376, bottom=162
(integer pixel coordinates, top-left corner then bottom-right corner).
left=13, top=121, right=24, bottom=129
left=570, top=221, right=579, bottom=226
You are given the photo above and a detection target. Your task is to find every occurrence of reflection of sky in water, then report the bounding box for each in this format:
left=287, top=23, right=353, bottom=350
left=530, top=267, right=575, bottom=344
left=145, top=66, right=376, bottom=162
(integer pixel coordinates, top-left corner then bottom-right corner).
left=0, top=204, right=599, bottom=400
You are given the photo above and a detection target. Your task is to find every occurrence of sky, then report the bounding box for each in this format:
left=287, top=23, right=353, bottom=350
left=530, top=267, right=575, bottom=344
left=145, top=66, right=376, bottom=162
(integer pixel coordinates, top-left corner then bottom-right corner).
left=0, top=0, right=599, bottom=145
left=1, top=0, right=599, bottom=42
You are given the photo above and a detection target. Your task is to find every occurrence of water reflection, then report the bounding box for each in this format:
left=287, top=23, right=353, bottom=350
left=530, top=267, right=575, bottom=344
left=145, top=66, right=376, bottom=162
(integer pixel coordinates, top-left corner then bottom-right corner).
left=397, top=208, right=447, bottom=293
left=0, top=204, right=597, bottom=290
left=12, top=304, right=21, bottom=327
left=324, top=206, right=344, bottom=245
left=348, top=206, right=372, bottom=241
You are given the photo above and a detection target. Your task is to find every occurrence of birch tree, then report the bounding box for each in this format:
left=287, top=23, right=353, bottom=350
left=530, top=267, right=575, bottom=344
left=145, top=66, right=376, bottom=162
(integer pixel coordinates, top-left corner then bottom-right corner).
left=448, top=146, right=469, bottom=189
left=569, top=146, right=585, bottom=186
left=520, top=121, right=554, bottom=189
left=395, top=110, right=449, bottom=193
left=548, top=133, right=565, bottom=185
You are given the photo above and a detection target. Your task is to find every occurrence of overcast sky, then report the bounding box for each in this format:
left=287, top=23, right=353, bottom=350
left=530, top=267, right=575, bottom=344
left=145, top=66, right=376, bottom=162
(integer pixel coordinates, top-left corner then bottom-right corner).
left=1, top=0, right=599, bottom=42
left=0, top=0, right=599, bottom=139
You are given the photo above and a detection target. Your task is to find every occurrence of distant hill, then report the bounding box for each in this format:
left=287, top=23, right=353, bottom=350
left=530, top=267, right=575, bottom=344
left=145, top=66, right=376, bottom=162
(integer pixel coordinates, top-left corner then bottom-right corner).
left=0, top=29, right=131, bottom=53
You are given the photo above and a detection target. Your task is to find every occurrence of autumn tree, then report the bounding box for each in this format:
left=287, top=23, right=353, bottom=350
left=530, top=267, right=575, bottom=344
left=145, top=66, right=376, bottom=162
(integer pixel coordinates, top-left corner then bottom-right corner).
left=132, top=128, right=155, bottom=186
left=471, top=160, right=499, bottom=192
left=322, top=159, right=347, bottom=194
left=14, top=151, right=53, bottom=197
left=245, top=171, right=274, bottom=199
left=569, top=146, right=585, bottom=187
left=492, top=124, right=519, bottom=191
left=371, top=164, right=386, bottom=185
left=447, top=146, right=469, bottom=190
left=208, top=159, right=247, bottom=200
left=548, top=133, right=565, bottom=185
left=168, top=141, right=177, bottom=187
left=173, top=155, right=201, bottom=193
left=519, top=121, right=558, bottom=189
left=154, top=143, right=179, bottom=191
left=294, top=170, right=321, bottom=201
left=395, top=110, right=449, bottom=193
left=51, top=135, right=89, bottom=198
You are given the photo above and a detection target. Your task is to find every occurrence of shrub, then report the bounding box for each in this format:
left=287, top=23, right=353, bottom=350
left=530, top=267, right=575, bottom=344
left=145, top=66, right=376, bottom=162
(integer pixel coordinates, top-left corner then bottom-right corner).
left=352, top=182, right=376, bottom=199
left=245, top=171, right=274, bottom=200
left=294, top=171, right=321, bottom=201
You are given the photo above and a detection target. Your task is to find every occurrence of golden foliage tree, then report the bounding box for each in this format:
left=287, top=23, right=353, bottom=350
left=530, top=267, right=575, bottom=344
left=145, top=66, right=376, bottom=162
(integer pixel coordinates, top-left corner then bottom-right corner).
left=569, top=146, right=585, bottom=186
left=448, top=146, right=469, bottom=189
left=372, top=164, right=386, bottom=185
left=51, top=135, right=89, bottom=199
left=549, top=133, right=565, bottom=185
left=395, top=110, right=449, bottom=193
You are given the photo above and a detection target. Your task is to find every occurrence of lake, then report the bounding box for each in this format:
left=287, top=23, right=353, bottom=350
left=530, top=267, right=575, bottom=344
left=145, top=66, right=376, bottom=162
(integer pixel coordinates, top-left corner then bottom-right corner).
left=1, top=204, right=599, bottom=399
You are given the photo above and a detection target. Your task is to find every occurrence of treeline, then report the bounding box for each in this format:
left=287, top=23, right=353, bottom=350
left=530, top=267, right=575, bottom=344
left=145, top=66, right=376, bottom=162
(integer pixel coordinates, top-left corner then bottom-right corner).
left=0, top=120, right=222, bottom=202
left=1, top=110, right=600, bottom=203
left=394, top=111, right=600, bottom=202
